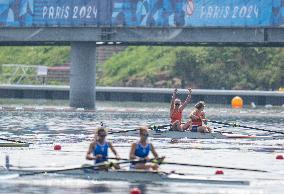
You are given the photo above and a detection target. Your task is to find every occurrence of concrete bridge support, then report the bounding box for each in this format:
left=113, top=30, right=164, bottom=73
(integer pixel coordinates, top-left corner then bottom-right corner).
left=70, top=42, right=96, bottom=109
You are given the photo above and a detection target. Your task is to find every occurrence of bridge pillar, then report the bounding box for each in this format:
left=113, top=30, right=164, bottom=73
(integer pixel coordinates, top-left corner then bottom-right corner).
left=70, top=42, right=96, bottom=109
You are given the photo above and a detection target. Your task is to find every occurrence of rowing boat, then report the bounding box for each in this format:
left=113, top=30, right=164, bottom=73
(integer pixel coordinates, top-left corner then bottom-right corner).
left=2, top=168, right=249, bottom=185
left=0, top=140, right=29, bottom=147
left=111, top=129, right=283, bottom=139
left=64, top=169, right=250, bottom=185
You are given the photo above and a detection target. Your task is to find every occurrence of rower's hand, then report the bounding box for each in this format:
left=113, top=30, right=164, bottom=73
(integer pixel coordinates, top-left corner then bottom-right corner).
left=190, top=115, right=199, bottom=120
left=153, top=156, right=165, bottom=164
left=172, top=88, right=177, bottom=98
left=188, top=88, right=192, bottom=94
left=144, top=156, right=151, bottom=162
left=95, top=154, right=103, bottom=160
left=115, top=155, right=121, bottom=160
left=130, top=155, right=137, bottom=161
left=174, top=88, right=177, bottom=94
left=158, top=156, right=165, bottom=163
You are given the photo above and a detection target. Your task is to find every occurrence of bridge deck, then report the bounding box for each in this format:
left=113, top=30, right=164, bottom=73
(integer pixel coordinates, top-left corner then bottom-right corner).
left=0, top=27, right=283, bottom=46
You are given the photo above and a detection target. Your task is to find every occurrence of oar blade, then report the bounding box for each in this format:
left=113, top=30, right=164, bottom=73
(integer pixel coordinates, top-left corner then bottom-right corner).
left=0, top=173, right=19, bottom=180
left=158, top=161, right=268, bottom=173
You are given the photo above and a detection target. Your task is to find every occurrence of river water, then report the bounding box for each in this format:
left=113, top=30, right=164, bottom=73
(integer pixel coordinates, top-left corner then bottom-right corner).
left=0, top=101, right=283, bottom=194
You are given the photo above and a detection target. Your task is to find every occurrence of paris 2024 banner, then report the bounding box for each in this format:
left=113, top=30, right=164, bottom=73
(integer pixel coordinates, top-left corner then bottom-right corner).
left=0, top=0, right=283, bottom=27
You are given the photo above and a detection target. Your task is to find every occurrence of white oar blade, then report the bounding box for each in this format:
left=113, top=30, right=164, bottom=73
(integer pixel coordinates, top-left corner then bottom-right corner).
left=0, top=173, right=19, bottom=179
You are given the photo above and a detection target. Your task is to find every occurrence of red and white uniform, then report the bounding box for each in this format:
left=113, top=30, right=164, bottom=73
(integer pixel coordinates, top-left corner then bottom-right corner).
left=171, top=109, right=182, bottom=124
left=191, top=111, right=204, bottom=126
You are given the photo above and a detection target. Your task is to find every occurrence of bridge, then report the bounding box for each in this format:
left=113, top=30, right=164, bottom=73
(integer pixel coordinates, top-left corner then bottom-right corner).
left=1, top=0, right=284, bottom=108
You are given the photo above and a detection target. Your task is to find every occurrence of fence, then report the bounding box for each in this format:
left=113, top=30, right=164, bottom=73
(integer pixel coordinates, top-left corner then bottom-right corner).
left=0, top=64, right=69, bottom=85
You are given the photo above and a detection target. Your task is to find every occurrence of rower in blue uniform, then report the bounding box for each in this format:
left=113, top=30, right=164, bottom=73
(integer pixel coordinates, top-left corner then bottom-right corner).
left=86, top=127, right=120, bottom=169
left=129, top=126, right=164, bottom=170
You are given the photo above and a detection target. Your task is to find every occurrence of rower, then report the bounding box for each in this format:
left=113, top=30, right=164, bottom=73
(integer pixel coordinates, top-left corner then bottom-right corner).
left=170, top=88, right=192, bottom=131
left=189, top=101, right=212, bottom=133
left=129, top=127, right=164, bottom=170
left=86, top=127, right=120, bottom=169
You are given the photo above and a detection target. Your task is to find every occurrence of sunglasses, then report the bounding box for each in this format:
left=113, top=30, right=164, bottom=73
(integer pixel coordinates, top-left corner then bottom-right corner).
left=98, top=133, right=106, bottom=137
left=175, top=103, right=180, bottom=106
left=141, top=133, right=149, bottom=137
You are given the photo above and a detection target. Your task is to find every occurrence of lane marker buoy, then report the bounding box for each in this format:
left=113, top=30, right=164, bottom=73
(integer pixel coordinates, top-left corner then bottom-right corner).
left=276, top=155, right=284, bottom=160
left=54, top=144, right=62, bottom=151
left=130, top=187, right=142, bottom=194
left=215, top=170, right=224, bottom=175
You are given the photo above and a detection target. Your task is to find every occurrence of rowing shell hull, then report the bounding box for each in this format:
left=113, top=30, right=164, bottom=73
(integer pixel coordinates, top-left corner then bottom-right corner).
left=0, top=140, right=29, bottom=147
left=114, top=130, right=226, bottom=139
left=112, top=130, right=284, bottom=139
left=67, top=169, right=249, bottom=185
left=6, top=169, right=249, bottom=185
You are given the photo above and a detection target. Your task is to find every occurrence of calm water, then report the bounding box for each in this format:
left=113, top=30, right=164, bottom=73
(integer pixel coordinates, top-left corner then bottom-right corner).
left=0, top=101, right=284, bottom=194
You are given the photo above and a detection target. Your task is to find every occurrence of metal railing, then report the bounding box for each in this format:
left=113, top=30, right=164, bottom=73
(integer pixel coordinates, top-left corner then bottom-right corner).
left=0, top=64, right=69, bottom=85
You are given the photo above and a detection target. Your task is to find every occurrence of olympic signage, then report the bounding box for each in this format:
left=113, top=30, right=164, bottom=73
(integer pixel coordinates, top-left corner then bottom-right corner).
left=0, top=0, right=282, bottom=27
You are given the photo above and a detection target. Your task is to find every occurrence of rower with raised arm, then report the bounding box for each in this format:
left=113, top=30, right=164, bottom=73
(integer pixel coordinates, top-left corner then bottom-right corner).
left=170, top=88, right=192, bottom=131
left=86, top=127, right=120, bottom=169
left=189, top=101, right=212, bottom=133
left=129, top=126, right=164, bottom=170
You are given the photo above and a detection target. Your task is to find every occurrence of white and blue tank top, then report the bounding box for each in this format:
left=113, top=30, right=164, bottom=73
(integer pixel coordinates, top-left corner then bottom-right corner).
left=135, top=142, right=150, bottom=158
left=93, top=142, right=108, bottom=164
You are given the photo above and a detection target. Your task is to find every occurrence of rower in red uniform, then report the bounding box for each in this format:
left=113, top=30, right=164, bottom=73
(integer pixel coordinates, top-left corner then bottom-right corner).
left=189, top=101, right=212, bottom=133
left=170, top=88, right=192, bottom=131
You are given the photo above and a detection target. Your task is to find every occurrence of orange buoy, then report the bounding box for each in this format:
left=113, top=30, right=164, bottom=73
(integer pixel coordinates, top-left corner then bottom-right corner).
left=130, top=187, right=142, bottom=194
left=215, top=170, right=224, bottom=175
left=54, top=144, right=62, bottom=151
left=276, top=155, right=284, bottom=160
left=231, top=96, right=243, bottom=108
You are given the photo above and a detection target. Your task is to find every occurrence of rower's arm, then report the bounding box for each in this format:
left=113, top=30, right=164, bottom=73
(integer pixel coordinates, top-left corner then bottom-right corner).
left=150, top=143, right=159, bottom=159
left=170, top=89, right=177, bottom=115
left=180, top=88, right=192, bottom=111
left=86, top=142, right=96, bottom=160
left=129, top=143, right=137, bottom=160
left=189, top=110, right=198, bottom=120
left=201, top=112, right=208, bottom=123
left=108, top=142, right=119, bottom=158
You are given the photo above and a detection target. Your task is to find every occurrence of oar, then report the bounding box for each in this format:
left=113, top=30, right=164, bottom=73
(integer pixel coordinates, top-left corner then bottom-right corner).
left=155, top=161, right=268, bottom=173
left=0, top=137, right=31, bottom=144
left=9, top=158, right=154, bottom=177
left=100, top=122, right=139, bottom=134
left=108, top=157, right=164, bottom=162
left=108, top=128, right=139, bottom=134
left=112, top=157, right=269, bottom=173
left=11, top=162, right=122, bottom=177
left=150, top=124, right=172, bottom=130
left=208, top=120, right=284, bottom=135
left=107, top=123, right=172, bottom=134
